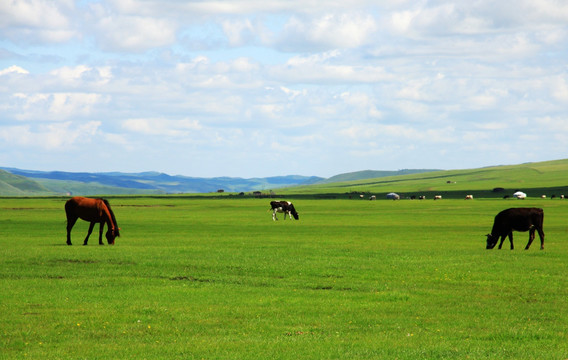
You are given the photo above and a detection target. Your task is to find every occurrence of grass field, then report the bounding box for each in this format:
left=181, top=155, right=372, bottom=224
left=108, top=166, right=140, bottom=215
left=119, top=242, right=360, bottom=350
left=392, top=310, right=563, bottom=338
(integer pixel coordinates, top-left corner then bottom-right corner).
left=1, top=196, right=568, bottom=359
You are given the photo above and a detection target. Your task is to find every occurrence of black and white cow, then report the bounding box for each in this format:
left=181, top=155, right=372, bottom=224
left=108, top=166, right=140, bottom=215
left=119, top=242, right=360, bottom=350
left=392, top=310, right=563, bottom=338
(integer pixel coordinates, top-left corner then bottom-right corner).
left=270, top=201, right=299, bottom=221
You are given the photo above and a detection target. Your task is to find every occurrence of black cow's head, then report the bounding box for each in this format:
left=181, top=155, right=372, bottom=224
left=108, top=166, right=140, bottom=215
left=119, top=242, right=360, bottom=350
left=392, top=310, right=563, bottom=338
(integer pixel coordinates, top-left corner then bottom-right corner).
left=486, top=234, right=498, bottom=249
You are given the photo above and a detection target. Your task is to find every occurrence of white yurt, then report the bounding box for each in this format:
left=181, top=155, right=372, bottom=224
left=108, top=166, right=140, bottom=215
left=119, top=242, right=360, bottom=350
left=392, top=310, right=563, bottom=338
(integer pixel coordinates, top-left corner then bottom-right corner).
left=386, top=192, right=400, bottom=200
left=513, top=191, right=527, bottom=199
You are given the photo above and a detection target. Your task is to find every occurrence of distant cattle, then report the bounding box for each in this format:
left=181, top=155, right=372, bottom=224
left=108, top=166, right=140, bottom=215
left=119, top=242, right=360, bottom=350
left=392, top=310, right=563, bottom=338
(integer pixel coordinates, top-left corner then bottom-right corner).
left=561, top=195, right=565, bottom=199
left=434, top=195, right=442, bottom=200
left=369, top=195, right=376, bottom=200
left=486, top=208, right=545, bottom=250
left=418, top=195, right=426, bottom=200
left=465, top=195, right=473, bottom=200
left=270, top=201, right=299, bottom=221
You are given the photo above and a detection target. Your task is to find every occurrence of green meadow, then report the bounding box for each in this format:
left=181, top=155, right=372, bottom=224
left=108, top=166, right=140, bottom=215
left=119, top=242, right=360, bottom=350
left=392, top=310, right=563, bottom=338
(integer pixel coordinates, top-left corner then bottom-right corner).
left=1, top=196, right=568, bottom=359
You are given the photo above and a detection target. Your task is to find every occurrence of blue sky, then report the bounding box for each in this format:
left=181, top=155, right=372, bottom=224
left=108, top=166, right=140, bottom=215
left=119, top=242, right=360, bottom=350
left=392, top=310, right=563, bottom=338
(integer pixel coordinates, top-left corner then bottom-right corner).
left=1, top=0, right=567, bottom=178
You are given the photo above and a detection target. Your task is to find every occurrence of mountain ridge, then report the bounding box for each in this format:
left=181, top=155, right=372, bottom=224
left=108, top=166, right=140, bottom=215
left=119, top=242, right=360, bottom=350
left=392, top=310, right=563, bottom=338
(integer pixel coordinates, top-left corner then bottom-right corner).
left=0, top=167, right=440, bottom=196
left=0, top=168, right=325, bottom=195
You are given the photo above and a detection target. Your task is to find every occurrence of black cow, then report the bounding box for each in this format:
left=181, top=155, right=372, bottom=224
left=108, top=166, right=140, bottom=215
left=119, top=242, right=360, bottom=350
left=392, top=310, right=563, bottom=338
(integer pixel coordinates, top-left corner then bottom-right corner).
left=486, top=208, right=545, bottom=250
left=270, top=201, right=299, bottom=221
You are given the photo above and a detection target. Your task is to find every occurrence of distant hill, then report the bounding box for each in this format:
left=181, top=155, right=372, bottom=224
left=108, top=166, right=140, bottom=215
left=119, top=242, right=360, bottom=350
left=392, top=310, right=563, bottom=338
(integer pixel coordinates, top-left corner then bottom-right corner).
left=277, top=159, right=568, bottom=199
left=319, top=169, right=440, bottom=184
left=5, top=160, right=566, bottom=198
left=0, top=169, right=52, bottom=196
left=0, top=168, right=324, bottom=196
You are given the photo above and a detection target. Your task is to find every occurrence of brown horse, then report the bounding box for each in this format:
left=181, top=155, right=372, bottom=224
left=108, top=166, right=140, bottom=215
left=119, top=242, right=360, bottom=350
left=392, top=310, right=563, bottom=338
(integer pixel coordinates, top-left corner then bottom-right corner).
left=65, top=197, right=120, bottom=246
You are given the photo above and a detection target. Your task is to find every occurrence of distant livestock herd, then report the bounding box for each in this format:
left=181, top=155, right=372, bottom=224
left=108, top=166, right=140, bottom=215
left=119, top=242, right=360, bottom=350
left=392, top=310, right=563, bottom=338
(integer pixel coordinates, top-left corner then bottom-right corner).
left=362, top=192, right=565, bottom=201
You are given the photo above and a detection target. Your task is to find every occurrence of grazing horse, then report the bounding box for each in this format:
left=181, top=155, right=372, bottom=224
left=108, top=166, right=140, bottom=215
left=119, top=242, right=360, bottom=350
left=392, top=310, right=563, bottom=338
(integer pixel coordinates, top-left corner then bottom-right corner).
left=65, top=196, right=120, bottom=245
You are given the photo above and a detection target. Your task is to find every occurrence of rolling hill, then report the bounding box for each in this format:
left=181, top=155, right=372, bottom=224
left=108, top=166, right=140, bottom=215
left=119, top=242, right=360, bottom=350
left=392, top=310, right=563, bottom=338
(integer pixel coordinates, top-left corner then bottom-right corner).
left=277, top=159, right=568, bottom=199
left=0, top=168, right=324, bottom=196
left=319, top=169, right=440, bottom=184
left=2, top=159, right=567, bottom=197
left=0, top=170, right=53, bottom=196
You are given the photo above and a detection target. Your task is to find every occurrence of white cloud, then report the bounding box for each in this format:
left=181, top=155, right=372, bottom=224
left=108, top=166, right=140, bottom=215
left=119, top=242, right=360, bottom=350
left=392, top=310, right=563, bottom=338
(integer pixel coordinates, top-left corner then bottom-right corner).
left=49, top=65, right=113, bottom=86
left=221, top=19, right=256, bottom=46
left=0, top=65, right=30, bottom=75
left=95, top=15, right=177, bottom=52
left=0, top=121, right=100, bottom=150
left=276, top=12, right=378, bottom=51
left=271, top=51, right=391, bottom=84
left=0, top=0, right=567, bottom=176
left=339, top=92, right=383, bottom=119
left=9, top=92, right=109, bottom=121
left=122, top=118, right=201, bottom=137
left=551, top=77, right=568, bottom=102
left=535, top=116, right=568, bottom=133
left=0, top=0, right=76, bottom=43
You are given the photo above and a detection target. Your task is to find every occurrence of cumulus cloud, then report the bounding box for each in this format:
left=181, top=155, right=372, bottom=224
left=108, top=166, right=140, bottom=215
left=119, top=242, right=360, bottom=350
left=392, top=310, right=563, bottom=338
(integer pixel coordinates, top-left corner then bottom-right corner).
left=0, top=121, right=101, bottom=150
left=270, top=50, right=392, bottom=84
left=0, top=65, right=29, bottom=76
left=275, top=12, right=378, bottom=51
left=93, top=15, right=177, bottom=52
left=0, top=0, right=567, bottom=176
left=221, top=18, right=257, bottom=46
left=0, top=0, right=76, bottom=43
left=9, top=92, right=109, bottom=121
left=122, top=118, right=201, bottom=137
left=49, top=65, right=113, bottom=87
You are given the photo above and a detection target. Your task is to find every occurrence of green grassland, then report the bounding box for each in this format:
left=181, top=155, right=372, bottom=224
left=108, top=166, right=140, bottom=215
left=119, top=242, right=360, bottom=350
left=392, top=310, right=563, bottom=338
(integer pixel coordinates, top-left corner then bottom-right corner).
left=1, top=196, right=568, bottom=359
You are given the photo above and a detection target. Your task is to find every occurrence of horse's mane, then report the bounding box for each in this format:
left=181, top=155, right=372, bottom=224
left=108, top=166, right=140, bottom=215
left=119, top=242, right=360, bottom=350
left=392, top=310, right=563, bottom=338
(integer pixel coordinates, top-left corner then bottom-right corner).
left=101, top=198, right=120, bottom=237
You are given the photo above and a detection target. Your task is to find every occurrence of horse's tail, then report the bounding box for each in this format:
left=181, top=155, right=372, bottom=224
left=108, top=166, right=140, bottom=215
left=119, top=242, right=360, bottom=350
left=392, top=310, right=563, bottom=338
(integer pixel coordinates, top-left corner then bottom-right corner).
left=102, top=199, right=120, bottom=237
left=64, top=197, right=77, bottom=225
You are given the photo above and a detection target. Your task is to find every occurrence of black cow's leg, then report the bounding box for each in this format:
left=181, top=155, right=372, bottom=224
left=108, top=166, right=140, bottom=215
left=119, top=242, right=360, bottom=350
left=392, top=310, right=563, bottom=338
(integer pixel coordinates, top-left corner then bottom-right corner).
left=83, top=222, right=95, bottom=245
left=508, top=232, right=514, bottom=250
left=498, top=235, right=507, bottom=249
left=537, top=227, right=545, bottom=250
left=525, top=228, right=536, bottom=250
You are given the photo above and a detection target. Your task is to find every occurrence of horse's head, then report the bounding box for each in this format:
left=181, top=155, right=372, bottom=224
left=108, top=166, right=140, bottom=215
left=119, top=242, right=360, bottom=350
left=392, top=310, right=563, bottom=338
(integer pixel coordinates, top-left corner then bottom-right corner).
left=106, top=227, right=120, bottom=245
left=486, top=234, right=497, bottom=249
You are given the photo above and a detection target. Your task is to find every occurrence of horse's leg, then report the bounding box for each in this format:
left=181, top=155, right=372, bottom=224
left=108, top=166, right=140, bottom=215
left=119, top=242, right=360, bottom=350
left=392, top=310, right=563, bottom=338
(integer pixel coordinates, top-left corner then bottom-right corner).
left=83, top=222, right=95, bottom=245
left=98, top=222, right=105, bottom=245
left=525, top=228, right=536, bottom=250
left=66, top=216, right=78, bottom=245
